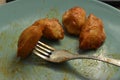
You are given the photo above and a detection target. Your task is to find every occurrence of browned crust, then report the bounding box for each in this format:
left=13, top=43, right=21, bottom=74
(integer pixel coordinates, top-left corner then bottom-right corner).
left=33, top=18, right=64, bottom=40
left=62, top=6, right=86, bottom=35
left=17, top=25, right=44, bottom=58
left=79, top=14, right=106, bottom=50
left=17, top=18, right=64, bottom=58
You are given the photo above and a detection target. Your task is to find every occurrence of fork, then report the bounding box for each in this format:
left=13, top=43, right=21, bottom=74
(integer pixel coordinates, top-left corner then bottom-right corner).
left=32, top=41, right=120, bottom=67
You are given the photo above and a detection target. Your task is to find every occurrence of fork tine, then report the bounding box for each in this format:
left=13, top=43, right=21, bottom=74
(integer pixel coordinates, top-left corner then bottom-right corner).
left=33, top=41, right=55, bottom=59
left=35, top=46, right=50, bottom=56
left=33, top=49, right=49, bottom=59
left=36, top=44, right=51, bottom=55
left=38, top=41, right=55, bottom=51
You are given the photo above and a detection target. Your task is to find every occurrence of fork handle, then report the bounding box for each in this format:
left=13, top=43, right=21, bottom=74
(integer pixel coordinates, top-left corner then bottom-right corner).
left=71, top=54, right=120, bottom=67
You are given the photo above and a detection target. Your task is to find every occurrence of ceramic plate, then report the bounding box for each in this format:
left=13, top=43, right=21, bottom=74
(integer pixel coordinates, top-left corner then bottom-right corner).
left=0, top=0, right=120, bottom=80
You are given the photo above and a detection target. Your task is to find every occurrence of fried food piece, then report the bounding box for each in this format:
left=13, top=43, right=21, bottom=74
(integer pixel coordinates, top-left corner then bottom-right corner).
left=17, top=18, right=64, bottom=58
left=17, top=25, right=44, bottom=59
left=62, top=6, right=86, bottom=35
left=33, top=18, right=64, bottom=40
left=79, top=14, right=106, bottom=50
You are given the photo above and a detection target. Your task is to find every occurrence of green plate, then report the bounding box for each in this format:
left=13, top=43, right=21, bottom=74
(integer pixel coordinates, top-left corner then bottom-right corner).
left=0, top=0, right=120, bottom=80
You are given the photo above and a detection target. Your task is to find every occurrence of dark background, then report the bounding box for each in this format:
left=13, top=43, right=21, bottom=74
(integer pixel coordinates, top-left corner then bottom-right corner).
left=6, top=0, right=14, bottom=2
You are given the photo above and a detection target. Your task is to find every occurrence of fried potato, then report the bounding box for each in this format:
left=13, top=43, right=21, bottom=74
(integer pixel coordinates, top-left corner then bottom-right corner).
left=17, top=25, right=44, bottom=59
left=33, top=18, right=64, bottom=40
left=62, top=6, right=86, bottom=35
left=79, top=14, right=106, bottom=50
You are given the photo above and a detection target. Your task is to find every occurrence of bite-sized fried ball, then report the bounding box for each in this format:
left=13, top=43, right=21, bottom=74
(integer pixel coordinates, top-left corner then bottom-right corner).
left=33, top=18, right=64, bottom=40
left=79, top=14, right=106, bottom=50
left=17, top=25, right=44, bottom=59
left=62, top=6, right=86, bottom=35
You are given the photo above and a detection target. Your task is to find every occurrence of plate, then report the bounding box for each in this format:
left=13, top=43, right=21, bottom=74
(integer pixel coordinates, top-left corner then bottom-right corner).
left=0, top=0, right=120, bottom=80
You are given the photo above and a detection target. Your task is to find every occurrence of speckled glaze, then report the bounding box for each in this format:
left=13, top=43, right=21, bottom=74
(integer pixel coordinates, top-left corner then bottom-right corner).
left=0, top=0, right=120, bottom=80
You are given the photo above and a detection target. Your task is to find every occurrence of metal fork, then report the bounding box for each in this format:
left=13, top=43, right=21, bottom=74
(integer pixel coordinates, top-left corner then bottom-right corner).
left=32, top=41, right=120, bottom=67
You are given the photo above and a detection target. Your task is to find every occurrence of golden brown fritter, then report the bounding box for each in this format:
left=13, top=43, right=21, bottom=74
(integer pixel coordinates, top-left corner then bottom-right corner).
left=17, top=18, right=64, bottom=59
left=17, top=25, right=44, bottom=59
left=79, top=14, right=106, bottom=50
left=62, top=6, right=86, bottom=35
left=33, top=18, right=64, bottom=40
